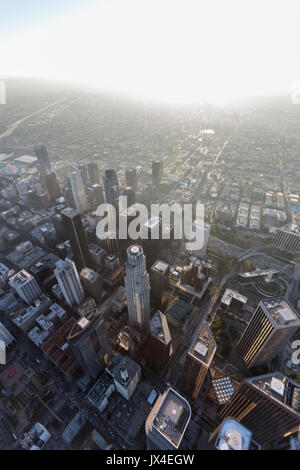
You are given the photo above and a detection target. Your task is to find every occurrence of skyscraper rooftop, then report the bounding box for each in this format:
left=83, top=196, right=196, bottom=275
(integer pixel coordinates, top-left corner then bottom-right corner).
left=150, top=311, right=171, bottom=346
left=187, top=321, right=216, bottom=367
left=262, top=298, right=300, bottom=326
left=216, top=418, right=252, bottom=450
left=152, top=388, right=191, bottom=449
left=247, top=372, right=300, bottom=414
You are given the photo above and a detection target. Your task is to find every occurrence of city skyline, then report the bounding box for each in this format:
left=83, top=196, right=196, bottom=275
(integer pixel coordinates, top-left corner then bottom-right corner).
left=0, top=0, right=300, bottom=457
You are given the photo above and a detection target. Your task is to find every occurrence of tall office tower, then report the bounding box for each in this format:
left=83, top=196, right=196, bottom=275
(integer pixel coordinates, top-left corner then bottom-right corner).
left=64, top=187, right=76, bottom=209
left=34, top=145, right=51, bottom=178
left=97, top=230, right=119, bottom=255
left=87, top=184, right=104, bottom=211
left=93, top=184, right=104, bottom=205
left=68, top=310, right=110, bottom=380
left=218, top=372, right=300, bottom=447
left=150, top=259, right=170, bottom=308
left=9, top=270, right=42, bottom=305
left=272, top=224, right=300, bottom=255
left=80, top=267, right=103, bottom=304
left=54, top=258, right=85, bottom=307
left=142, top=216, right=163, bottom=269
left=124, top=245, right=150, bottom=332
left=152, top=160, right=163, bottom=185
left=60, top=207, right=91, bottom=271
left=148, top=311, right=173, bottom=368
left=122, top=187, right=135, bottom=208
left=238, top=297, right=300, bottom=369
left=44, top=171, right=61, bottom=200
left=88, top=243, right=106, bottom=267
left=125, top=169, right=137, bottom=191
left=49, top=214, right=62, bottom=241
left=145, top=387, right=191, bottom=450
left=78, top=163, right=89, bottom=188
left=88, top=161, right=100, bottom=185
left=182, top=321, right=216, bottom=399
left=69, top=171, right=88, bottom=213
left=103, top=169, right=120, bottom=206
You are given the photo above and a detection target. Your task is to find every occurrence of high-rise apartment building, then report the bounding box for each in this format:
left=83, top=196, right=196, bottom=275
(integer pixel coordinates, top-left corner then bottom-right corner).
left=218, top=372, right=300, bottom=447
left=61, top=207, right=91, bottom=271
left=9, top=270, right=42, bottom=305
left=145, top=387, right=191, bottom=450
left=69, top=171, right=88, bottom=213
left=124, top=245, right=150, bottom=332
left=182, top=321, right=216, bottom=399
left=238, top=297, right=300, bottom=368
left=54, top=258, right=85, bottom=307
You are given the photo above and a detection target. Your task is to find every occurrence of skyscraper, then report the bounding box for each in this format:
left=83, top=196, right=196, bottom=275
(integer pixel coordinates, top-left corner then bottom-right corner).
left=79, top=163, right=89, bottom=188
left=125, top=168, right=137, bottom=191
left=272, top=224, right=300, bottom=255
left=69, top=172, right=88, bottom=213
left=103, top=169, right=120, bottom=205
left=44, top=171, right=61, bottom=200
left=152, top=160, right=163, bottom=185
left=145, top=387, right=191, bottom=450
left=182, top=321, right=216, bottom=399
left=87, top=184, right=104, bottom=211
left=238, top=297, right=300, bottom=368
left=61, top=207, right=91, bottom=271
left=80, top=267, right=103, bottom=304
left=54, top=258, right=85, bottom=307
left=218, top=372, right=300, bottom=447
left=9, top=270, right=42, bottom=305
left=124, top=245, right=150, bottom=332
left=122, top=187, right=135, bottom=208
left=148, top=310, right=173, bottom=368
left=64, top=187, right=76, bottom=209
left=34, top=145, right=51, bottom=179
left=68, top=309, right=110, bottom=380
left=88, top=161, right=100, bottom=185
left=150, top=259, right=170, bottom=309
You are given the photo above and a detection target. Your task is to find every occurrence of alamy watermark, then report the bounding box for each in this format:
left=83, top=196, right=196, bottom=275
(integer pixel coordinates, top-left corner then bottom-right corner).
left=0, top=80, right=6, bottom=105
left=96, top=198, right=206, bottom=251
left=0, top=340, right=6, bottom=365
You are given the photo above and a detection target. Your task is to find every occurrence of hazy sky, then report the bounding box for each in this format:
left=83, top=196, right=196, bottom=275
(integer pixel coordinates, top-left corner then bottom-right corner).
left=1, top=0, right=300, bottom=103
